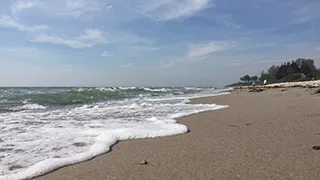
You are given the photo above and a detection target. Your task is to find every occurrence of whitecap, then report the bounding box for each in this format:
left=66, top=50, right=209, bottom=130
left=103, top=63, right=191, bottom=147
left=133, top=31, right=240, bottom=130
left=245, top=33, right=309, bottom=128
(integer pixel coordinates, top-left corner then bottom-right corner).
left=9, top=104, right=47, bottom=111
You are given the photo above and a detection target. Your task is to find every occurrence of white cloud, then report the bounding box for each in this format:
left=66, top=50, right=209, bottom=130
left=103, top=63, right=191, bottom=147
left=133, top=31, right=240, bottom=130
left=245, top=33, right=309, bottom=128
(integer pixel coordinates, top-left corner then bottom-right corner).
left=290, top=16, right=313, bottom=25
left=111, top=32, right=155, bottom=45
left=78, top=29, right=103, bottom=41
left=215, top=14, right=240, bottom=29
left=61, top=0, right=106, bottom=18
left=11, top=1, right=38, bottom=16
left=159, top=41, right=237, bottom=68
left=221, top=20, right=240, bottom=29
left=121, top=0, right=212, bottom=21
left=31, top=29, right=106, bottom=49
left=100, top=50, right=113, bottom=57
left=32, top=34, right=92, bottom=49
left=0, top=14, right=47, bottom=32
left=30, top=28, right=155, bottom=49
left=106, top=5, right=113, bottom=9
left=66, top=0, right=86, bottom=9
left=187, top=41, right=236, bottom=58
left=291, top=1, right=320, bottom=24
left=128, top=46, right=159, bottom=52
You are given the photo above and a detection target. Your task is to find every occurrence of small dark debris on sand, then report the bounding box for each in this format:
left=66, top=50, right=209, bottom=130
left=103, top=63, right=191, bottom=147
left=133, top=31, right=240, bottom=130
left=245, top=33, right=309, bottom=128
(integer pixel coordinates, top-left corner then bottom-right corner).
left=314, top=89, right=320, bottom=94
left=248, top=88, right=265, bottom=92
left=312, top=146, right=320, bottom=150
left=281, top=89, right=288, bottom=92
left=140, top=160, right=148, bottom=165
left=245, top=123, right=252, bottom=126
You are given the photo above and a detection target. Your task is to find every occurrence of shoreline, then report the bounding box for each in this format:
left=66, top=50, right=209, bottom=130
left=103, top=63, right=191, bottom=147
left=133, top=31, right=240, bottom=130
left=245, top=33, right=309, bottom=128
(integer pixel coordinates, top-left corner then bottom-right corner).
left=32, top=88, right=319, bottom=179
left=5, top=91, right=232, bottom=180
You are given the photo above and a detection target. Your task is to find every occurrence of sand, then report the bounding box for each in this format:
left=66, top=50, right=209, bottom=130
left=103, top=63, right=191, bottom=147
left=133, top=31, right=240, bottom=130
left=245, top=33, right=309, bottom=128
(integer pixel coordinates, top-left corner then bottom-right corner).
left=36, top=88, right=320, bottom=180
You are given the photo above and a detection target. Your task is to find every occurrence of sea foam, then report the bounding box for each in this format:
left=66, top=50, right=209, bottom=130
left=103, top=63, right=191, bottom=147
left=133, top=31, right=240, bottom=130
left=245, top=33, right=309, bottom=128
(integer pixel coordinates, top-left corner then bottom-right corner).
left=0, top=88, right=230, bottom=180
left=9, top=104, right=47, bottom=111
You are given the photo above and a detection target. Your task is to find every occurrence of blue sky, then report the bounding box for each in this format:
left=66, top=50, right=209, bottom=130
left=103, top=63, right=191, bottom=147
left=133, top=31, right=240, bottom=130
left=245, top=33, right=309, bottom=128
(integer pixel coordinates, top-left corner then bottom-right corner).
left=0, top=0, right=319, bottom=87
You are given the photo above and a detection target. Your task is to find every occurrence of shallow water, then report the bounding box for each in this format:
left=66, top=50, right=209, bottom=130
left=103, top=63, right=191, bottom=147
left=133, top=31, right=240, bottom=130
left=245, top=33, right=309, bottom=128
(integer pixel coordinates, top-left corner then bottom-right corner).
left=0, top=87, right=230, bottom=180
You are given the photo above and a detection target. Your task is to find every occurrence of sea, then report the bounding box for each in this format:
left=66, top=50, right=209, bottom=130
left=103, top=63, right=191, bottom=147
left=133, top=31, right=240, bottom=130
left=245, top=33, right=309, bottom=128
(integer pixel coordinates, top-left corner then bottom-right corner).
left=0, top=87, right=231, bottom=180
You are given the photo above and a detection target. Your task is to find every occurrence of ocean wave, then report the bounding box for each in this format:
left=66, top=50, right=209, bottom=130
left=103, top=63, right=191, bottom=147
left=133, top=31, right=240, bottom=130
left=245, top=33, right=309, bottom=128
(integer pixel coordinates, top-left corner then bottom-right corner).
left=141, top=87, right=169, bottom=92
left=2, top=89, right=126, bottom=107
left=184, top=87, right=204, bottom=91
left=0, top=87, right=175, bottom=107
left=117, top=87, right=171, bottom=92
left=9, top=104, right=47, bottom=111
left=1, top=99, right=228, bottom=180
left=0, top=87, right=232, bottom=110
left=0, top=87, right=233, bottom=179
left=4, top=123, right=189, bottom=180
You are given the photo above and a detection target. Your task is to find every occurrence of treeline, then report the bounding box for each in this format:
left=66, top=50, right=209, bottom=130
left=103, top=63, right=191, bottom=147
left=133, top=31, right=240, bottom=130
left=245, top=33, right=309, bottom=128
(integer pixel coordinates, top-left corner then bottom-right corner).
left=239, top=58, right=320, bottom=84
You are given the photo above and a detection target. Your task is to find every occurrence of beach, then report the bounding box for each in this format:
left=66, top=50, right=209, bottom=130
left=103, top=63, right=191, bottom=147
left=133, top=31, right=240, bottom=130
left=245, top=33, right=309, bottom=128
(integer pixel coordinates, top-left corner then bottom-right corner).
left=36, top=87, right=320, bottom=180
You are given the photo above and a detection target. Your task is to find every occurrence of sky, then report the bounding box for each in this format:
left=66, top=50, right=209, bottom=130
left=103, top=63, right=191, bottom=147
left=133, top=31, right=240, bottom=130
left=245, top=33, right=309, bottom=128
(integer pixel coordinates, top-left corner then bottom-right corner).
left=0, top=0, right=319, bottom=87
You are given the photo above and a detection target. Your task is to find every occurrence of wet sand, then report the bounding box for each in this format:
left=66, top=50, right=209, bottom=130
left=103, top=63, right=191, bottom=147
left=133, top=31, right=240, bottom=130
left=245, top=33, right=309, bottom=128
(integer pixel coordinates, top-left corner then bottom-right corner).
left=37, top=88, right=320, bottom=180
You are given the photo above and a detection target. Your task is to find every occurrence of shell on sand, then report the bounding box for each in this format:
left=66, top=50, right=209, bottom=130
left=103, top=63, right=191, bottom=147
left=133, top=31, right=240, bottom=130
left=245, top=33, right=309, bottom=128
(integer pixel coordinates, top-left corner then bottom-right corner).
left=139, top=160, right=148, bottom=165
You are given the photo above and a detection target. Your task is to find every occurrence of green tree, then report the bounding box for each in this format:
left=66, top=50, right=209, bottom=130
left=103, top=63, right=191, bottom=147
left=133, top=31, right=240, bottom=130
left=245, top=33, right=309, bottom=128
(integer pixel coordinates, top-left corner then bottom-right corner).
left=236, top=57, right=320, bottom=86
left=259, top=70, right=271, bottom=82
left=267, top=65, right=280, bottom=80
left=275, top=64, right=288, bottom=80
left=243, top=75, right=251, bottom=82
left=251, top=76, right=258, bottom=82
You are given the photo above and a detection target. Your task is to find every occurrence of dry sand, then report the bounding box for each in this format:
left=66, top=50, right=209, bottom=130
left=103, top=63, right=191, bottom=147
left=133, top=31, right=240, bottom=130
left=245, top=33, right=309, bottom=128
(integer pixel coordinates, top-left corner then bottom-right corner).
left=36, top=88, right=320, bottom=180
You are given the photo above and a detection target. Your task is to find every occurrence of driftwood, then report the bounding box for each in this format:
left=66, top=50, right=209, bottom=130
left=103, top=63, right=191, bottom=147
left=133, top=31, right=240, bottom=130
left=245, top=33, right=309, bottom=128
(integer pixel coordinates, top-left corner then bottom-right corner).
left=248, top=88, right=265, bottom=92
